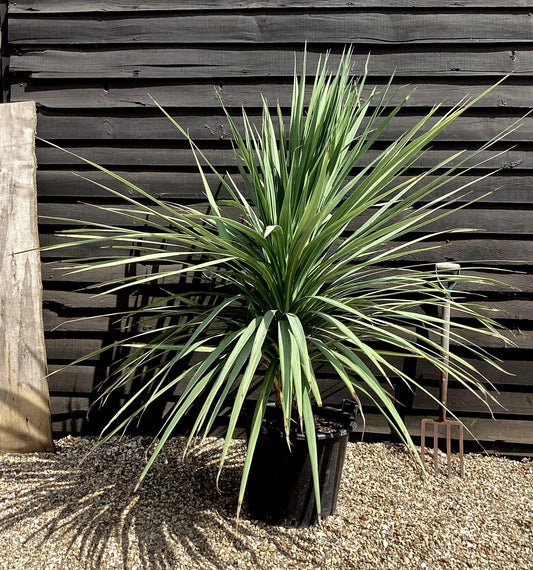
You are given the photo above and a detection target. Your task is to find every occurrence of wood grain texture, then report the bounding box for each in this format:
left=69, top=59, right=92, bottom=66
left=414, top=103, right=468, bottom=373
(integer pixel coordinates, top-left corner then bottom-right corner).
left=38, top=261, right=533, bottom=294
left=14, top=79, right=533, bottom=109
left=9, top=47, right=524, bottom=79
left=0, top=101, right=53, bottom=452
left=44, top=358, right=533, bottom=399
left=9, top=12, right=533, bottom=45
left=352, top=413, right=533, bottom=443
left=34, top=112, right=533, bottom=143
left=38, top=236, right=533, bottom=270
left=10, top=1, right=533, bottom=12
left=36, top=202, right=533, bottom=236
left=40, top=291, right=533, bottom=319
left=34, top=145, right=533, bottom=172
left=45, top=338, right=103, bottom=362
left=34, top=170, right=533, bottom=205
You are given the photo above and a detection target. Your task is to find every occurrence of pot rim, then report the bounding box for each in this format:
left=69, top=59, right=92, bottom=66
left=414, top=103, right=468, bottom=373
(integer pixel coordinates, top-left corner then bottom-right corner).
left=259, top=400, right=359, bottom=441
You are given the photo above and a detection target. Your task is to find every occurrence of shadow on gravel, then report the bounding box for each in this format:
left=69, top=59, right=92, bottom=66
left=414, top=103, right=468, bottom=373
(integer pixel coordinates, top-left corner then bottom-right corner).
left=0, top=437, right=271, bottom=570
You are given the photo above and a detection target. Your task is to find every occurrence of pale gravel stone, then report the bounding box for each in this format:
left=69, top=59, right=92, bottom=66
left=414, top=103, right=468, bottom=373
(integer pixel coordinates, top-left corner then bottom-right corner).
left=0, top=436, right=531, bottom=570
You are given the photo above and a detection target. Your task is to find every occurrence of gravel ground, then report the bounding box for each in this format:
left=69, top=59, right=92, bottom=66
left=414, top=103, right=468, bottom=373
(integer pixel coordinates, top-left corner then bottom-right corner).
left=0, top=436, right=531, bottom=570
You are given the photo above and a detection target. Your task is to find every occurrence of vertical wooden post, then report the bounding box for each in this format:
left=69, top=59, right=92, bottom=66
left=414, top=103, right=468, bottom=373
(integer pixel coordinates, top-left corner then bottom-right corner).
left=0, top=101, right=54, bottom=452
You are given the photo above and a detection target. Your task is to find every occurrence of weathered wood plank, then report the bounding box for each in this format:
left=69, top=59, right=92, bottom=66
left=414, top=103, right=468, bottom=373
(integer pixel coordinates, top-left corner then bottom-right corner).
left=41, top=289, right=533, bottom=321
left=44, top=290, right=119, bottom=309
left=39, top=259, right=533, bottom=296
left=412, top=387, right=533, bottom=416
left=355, top=413, right=533, bottom=444
left=39, top=295, right=533, bottom=351
left=10, top=12, right=533, bottom=45
left=10, top=1, right=533, bottom=13
left=40, top=302, right=533, bottom=337
left=0, top=101, right=53, bottom=452
left=36, top=201, right=533, bottom=236
left=413, top=358, right=533, bottom=387
left=49, top=395, right=89, bottom=416
left=47, top=365, right=96, bottom=394
left=35, top=170, right=224, bottom=200
left=40, top=274, right=533, bottom=315
left=35, top=112, right=533, bottom=143
left=34, top=170, right=533, bottom=205
left=45, top=338, right=102, bottom=361
left=321, top=379, right=533, bottom=416
left=39, top=237, right=533, bottom=272
left=43, top=310, right=111, bottom=332
left=45, top=357, right=533, bottom=399
left=400, top=238, right=533, bottom=266
left=41, top=260, right=157, bottom=283
left=34, top=145, right=533, bottom=172
left=9, top=47, right=524, bottom=79
left=14, top=79, right=532, bottom=109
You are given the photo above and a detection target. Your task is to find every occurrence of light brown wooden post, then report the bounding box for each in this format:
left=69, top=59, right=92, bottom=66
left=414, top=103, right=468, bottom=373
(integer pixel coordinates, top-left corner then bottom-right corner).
left=0, top=101, right=54, bottom=452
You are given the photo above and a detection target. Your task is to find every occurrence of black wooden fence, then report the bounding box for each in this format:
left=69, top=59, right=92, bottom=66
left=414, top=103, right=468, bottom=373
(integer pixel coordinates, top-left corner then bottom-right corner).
left=3, top=1, right=533, bottom=452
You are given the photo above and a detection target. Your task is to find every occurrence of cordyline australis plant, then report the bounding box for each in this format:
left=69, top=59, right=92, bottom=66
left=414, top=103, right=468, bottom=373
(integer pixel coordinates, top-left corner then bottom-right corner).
left=45, top=50, right=516, bottom=521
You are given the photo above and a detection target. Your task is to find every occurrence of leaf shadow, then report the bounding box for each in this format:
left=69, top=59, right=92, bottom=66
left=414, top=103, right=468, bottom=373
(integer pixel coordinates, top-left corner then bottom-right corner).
left=0, top=437, right=266, bottom=570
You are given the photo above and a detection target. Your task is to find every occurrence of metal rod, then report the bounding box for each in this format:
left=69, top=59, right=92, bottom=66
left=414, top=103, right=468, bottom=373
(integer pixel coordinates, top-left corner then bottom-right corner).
left=459, top=424, right=465, bottom=478
left=435, top=262, right=460, bottom=423
left=419, top=263, right=465, bottom=478
left=433, top=423, right=439, bottom=475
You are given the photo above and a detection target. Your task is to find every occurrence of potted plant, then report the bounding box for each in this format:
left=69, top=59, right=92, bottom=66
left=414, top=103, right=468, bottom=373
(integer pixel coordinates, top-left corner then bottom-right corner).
left=45, top=49, right=515, bottom=526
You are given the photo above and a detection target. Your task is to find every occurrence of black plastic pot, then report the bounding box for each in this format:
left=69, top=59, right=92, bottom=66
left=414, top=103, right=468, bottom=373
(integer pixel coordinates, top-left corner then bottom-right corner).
left=245, top=399, right=358, bottom=527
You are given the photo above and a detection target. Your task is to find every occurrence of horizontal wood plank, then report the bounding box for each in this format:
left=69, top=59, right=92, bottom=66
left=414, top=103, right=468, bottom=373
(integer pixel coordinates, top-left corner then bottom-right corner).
left=10, top=12, right=533, bottom=45
left=399, top=238, right=533, bottom=267
left=412, top=358, right=533, bottom=387
left=42, top=319, right=532, bottom=351
left=34, top=145, right=533, bottom=171
left=10, top=1, right=533, bottom=13
left=40, top=302, right=533, bottom=336
left=39, top=238, right=533, bottom=270
left=10, top=47, right=525, bottom=79
left=43, top=310, right=111, bottom=332
left=34, top=170, right=533, bottom=205
left=41, top=288, right=533, bottom=321
left=476, top=300, right=533, bottom=321
left=44, top=357, right=533, bottom=397
left=39, top=260, right=533, bottom=295
left=47, top=365, right=95, bottom=394
left=321, top=380, right=533, bottom=416
left=44, top=290, right=120, bottom=309
left=357, top=413, right=533, bottom=444
left=13, top=79, right=533, bottom=109
left=36, top=201, right=533, bottom=236
left=412, top=386, right=533, bottom=416
left=35, top=112, right=533, bottom=143
left=49, top=395, right=89, bottom=416
left=45, top=338, right=103, bottom=361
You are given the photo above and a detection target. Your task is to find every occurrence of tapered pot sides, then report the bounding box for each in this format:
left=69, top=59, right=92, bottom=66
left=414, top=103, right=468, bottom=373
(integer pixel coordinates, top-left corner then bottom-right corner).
left=246, top=400, right=358, bottom=527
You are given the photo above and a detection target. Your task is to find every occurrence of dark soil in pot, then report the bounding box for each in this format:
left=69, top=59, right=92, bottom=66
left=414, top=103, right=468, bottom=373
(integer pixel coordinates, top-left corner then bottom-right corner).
left=245, top=399, right=358, bottom=527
